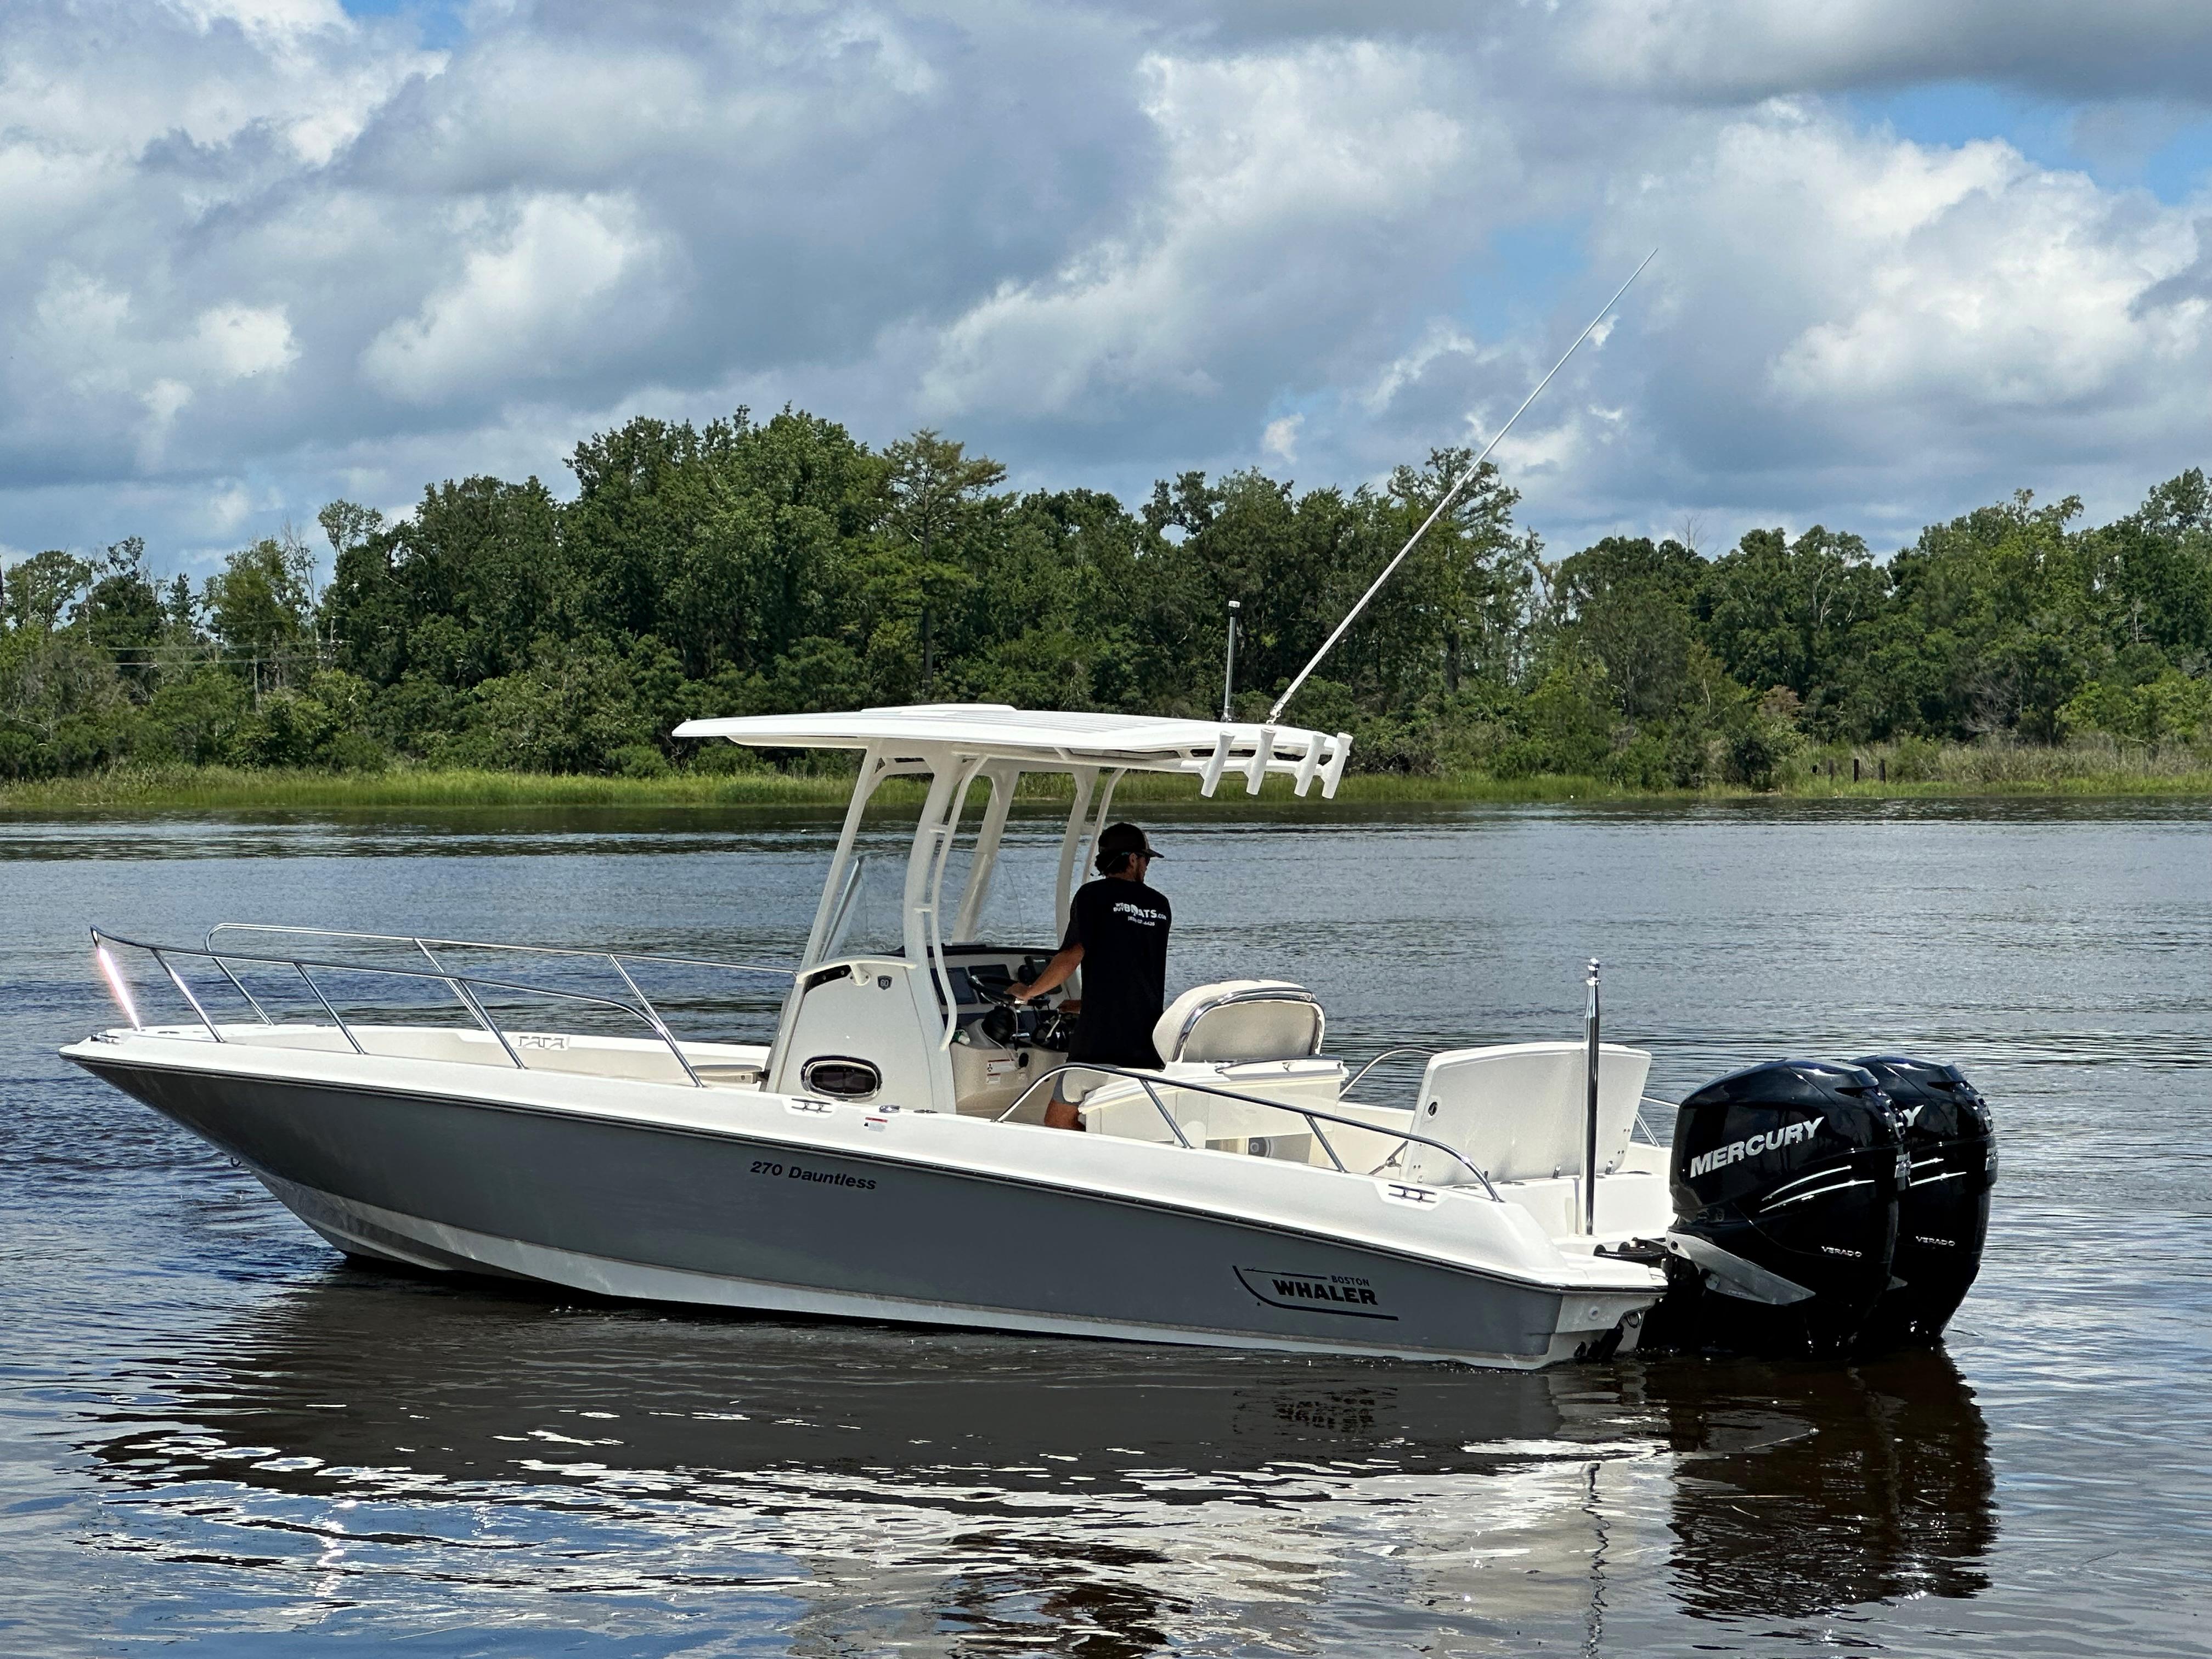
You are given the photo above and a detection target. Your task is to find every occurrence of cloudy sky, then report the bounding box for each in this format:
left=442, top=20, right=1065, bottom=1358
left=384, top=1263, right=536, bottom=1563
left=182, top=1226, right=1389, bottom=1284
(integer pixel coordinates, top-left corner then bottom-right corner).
left=7, top=0, right=2212, bottom=577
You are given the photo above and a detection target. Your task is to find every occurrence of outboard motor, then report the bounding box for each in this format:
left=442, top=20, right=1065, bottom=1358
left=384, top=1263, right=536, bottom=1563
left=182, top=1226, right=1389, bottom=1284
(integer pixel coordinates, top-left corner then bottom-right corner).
left=1650, top=1060, right=1909, bottom=1355
left=1853, top=1057, right=1996, bottom=1347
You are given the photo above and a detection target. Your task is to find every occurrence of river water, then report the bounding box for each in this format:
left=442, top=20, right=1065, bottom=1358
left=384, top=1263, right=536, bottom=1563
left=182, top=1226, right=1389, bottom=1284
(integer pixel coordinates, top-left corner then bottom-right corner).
left=2, top=798, right=2208, bottom=1656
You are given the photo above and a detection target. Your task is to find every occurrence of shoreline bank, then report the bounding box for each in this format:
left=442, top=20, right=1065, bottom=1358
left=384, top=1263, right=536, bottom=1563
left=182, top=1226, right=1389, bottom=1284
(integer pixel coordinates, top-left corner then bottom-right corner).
left=5, top=761, right=2209, bottom=812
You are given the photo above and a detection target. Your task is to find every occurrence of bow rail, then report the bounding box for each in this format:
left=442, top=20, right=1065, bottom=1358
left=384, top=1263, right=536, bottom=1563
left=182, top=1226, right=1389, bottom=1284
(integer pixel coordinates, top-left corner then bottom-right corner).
left=88, top=928, right=789, bottom=1089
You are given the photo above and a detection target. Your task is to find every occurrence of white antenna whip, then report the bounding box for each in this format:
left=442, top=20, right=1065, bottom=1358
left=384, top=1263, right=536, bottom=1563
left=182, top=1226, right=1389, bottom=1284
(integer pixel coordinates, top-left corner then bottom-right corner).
left=1268, top=249, right=1656, bottom=724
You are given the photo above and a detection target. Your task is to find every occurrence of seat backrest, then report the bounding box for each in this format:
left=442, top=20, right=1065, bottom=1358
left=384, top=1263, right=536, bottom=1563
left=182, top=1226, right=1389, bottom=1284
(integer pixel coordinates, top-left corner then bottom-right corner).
left=1403, top=1042, right=1651, bottom=1187
left=1153, top=980, right=1324, bottom=1064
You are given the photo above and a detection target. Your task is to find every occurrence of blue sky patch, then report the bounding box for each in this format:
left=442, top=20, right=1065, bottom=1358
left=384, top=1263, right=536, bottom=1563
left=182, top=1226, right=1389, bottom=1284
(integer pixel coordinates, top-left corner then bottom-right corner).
left=1850, top=81, right=2212, bottom=204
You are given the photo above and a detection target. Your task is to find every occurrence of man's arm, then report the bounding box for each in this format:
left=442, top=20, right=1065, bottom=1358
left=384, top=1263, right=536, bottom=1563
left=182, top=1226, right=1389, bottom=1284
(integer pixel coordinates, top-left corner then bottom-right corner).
left=1011, top=943, right=1081, bottom=1002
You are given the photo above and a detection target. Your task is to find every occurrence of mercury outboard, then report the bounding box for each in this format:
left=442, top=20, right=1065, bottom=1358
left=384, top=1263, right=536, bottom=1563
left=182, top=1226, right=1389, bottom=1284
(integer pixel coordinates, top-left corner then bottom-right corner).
left=1637, top=1056, right=1993, bottom=1357
left=1852, top=1056, right=1997, bottom=1347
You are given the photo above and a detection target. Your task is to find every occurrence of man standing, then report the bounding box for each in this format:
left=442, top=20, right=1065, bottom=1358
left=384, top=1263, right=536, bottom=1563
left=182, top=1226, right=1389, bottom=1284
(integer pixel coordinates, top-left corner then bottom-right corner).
left=1009, top=821, right=1171, bottom=1130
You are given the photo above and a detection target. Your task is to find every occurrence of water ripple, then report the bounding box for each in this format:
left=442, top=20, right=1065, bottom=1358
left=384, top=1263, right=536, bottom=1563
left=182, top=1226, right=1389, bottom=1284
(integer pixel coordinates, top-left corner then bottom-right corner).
left=3, top=800, right=2208, bottom=1655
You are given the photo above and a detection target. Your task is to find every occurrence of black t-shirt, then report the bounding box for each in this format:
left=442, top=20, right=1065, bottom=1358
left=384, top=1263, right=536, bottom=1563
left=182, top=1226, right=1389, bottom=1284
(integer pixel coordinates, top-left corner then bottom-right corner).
left=1062, top=876, right=1171, bottom=1066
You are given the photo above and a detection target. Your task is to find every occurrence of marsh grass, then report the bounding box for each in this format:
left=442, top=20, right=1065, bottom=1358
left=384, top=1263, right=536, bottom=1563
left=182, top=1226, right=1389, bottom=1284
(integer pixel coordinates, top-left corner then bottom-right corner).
left=4, top=738, right=2207, bottom=813
left=1785, top=734, right=2212, bottom=798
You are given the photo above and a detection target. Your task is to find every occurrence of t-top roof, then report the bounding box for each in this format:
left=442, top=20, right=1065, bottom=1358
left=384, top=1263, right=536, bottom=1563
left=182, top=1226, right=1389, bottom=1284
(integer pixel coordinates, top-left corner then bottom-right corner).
left=672, top=704, right=1354, bottom=797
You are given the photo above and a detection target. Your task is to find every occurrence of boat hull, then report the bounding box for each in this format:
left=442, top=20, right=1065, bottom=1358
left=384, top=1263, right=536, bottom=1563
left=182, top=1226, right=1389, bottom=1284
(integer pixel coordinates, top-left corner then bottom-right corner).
left=73, top=1052, right=1647, bottom=1368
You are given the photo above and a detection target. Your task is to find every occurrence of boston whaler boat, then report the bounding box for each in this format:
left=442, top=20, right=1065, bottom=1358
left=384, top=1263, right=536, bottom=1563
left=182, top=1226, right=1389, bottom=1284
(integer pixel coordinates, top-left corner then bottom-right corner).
left=64, top=705, right=1995, bottom=1368
left=63, top=266, right=1994, bottom=1368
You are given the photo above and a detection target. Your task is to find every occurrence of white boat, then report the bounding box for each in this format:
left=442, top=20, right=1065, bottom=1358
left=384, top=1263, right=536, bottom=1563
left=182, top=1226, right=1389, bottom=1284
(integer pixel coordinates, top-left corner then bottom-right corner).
left=61, top=704, right=1863, bottom=1368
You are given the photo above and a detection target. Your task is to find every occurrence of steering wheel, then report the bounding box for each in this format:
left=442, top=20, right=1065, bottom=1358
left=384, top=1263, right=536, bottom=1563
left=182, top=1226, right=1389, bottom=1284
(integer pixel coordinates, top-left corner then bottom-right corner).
left=974, top=983, right=1037, bottom=1046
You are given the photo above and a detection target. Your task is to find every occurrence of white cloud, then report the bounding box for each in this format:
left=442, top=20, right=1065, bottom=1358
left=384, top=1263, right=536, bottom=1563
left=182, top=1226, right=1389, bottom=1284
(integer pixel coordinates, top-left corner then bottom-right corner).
left=31, top=270, right=135, bottom=399
left=0, top=0, right=433, bottom=165
left=362, top=193, right=664, bottom=403
left=138, top=380, right=196, bottom=470
left=1362, top=324, right=1484, bottom=417
left=1251, top=89, right=2212, bottom=548
left=165, top=0, right=349, bottom=38
left=204, top=481, right=258, bottom=537
left=1590, top=108, right=2212, bottom=501
left=918, top=42, right=1472, bottom=423
left=195, top=304, right=300, bottom=381
left=5, top=0, right=2212, bottom=570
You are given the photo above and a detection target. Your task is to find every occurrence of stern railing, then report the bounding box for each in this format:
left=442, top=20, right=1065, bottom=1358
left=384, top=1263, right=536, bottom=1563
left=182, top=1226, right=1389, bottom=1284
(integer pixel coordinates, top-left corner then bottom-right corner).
left=995, top=1061, right=1503, bottom=1201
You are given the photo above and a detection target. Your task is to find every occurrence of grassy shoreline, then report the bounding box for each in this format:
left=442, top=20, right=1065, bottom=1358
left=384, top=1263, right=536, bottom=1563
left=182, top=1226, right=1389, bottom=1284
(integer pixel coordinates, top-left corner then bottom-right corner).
left=4, top=757, right=2210, bottom=812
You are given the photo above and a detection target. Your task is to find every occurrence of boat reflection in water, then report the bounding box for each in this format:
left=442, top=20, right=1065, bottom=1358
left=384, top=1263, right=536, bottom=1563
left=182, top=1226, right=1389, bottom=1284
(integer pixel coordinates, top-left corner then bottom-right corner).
left=81, top=1269, right=1994, bottom=1652
left=1650, top=1351, right=1994, bottom=1618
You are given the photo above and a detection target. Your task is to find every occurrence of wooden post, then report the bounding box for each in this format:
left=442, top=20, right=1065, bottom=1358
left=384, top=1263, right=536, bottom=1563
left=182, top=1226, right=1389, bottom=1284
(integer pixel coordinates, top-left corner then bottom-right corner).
left=1853, top=757, right=1861, bottom=782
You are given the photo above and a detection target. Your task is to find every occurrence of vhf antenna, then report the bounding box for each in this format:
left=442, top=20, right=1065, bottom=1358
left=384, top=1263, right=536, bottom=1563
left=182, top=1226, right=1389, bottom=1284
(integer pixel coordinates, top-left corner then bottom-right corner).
left=1267, top=250, right=1656, bottom=725
left=1221, top=600, right=1241, bottom=721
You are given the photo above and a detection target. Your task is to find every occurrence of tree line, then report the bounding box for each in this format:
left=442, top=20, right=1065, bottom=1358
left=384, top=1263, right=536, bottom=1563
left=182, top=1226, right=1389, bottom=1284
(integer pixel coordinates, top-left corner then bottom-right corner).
left=5, top=405, right=2210, bottom=786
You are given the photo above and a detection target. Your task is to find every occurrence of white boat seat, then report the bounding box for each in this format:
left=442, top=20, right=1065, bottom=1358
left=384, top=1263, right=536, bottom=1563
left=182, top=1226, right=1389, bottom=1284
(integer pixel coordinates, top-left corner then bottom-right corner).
left=1079, top=1057, right=1348, bottom=1151
left=1403, top=1042, right=1652, bottom=1188
left=1152, top=980, right=1324, bottom=1064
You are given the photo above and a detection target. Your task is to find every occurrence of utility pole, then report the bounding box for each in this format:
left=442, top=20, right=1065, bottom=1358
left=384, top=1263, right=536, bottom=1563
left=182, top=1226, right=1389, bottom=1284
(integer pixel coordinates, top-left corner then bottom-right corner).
left=1221, top=600, right=1240, bottom=722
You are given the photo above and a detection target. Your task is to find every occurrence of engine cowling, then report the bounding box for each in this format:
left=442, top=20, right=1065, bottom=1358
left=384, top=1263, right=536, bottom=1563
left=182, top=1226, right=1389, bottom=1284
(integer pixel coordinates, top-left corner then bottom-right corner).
left=1852, top=1056, right=1996, bottom=1347
left=1654, top=1059, right=1908, bottom=1355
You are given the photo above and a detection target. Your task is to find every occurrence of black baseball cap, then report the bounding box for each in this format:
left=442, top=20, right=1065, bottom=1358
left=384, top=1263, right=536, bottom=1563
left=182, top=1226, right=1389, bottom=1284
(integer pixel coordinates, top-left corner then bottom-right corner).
left=1097, top=822, right=1163, bottom=866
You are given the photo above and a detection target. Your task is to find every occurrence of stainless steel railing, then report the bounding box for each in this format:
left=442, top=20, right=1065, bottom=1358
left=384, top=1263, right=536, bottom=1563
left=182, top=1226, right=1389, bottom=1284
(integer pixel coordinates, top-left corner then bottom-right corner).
left=200, top=923, right=793, bottom=1066
left=205, top=924, right=791, bottom=1003
left=1345, top=1044, right=1675, bottom=1148
left=91, top=927, right=782, bottom=1089
left=994, top=1061, right=1503, bottom=1201
left=1341, top=1046, right=1440, bottom=1097
left=1634, top=1093, right=1677, bottom=1146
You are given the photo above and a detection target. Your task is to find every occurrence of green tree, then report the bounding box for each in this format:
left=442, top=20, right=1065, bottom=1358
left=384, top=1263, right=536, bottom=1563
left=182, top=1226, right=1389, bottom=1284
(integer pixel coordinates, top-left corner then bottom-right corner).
left=1880, top=493, right=2098, bottom=741
left=3, top=549, right=93, bottom=634
left=445, top=639, right=652, bottom=773
left=206, top=533, right=318, bottom=691
left=1555, top=537, right=1703, bottom=725
left=565, top=408, right=883, bottom=681
left=142, top=668, right=251, bottom=765
left=9, top=404, right=2208, bottom=786
left=324, top=479, right=566, bottom=688
left=1697, top=526, right=1884, bottom=736
left=2079, top=469, right=2212, bottom=665
left=77, top=538, right=177, bottom=695
left=856, top=430, right=1006, bottom=702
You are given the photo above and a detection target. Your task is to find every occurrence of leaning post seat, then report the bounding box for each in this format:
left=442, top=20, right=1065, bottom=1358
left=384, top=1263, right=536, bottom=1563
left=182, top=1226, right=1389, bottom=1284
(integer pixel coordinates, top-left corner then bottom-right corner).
left=1074, top=980, right=1334, bottom=1153
left=1403, top=1042, right=1653, bottom=1188
left=1151, top=980, right=1324, bottom=1065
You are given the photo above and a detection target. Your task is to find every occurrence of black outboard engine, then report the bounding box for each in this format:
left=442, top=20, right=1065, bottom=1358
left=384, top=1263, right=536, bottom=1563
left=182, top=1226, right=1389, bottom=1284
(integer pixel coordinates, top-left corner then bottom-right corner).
left=1650, top=1060, right=1909, bottom=1355
left=1853, top=1057, right=1996, bottom=1347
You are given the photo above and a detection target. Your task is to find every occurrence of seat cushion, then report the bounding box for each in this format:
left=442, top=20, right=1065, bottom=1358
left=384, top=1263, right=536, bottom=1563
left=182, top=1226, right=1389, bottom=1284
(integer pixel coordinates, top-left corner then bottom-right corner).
left=1079, top=1057, right=1348, bottom=1147
left=1404, top=1042, right=1652, bottom=1187
left=1152, top=980, right=1323, bottom=1064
